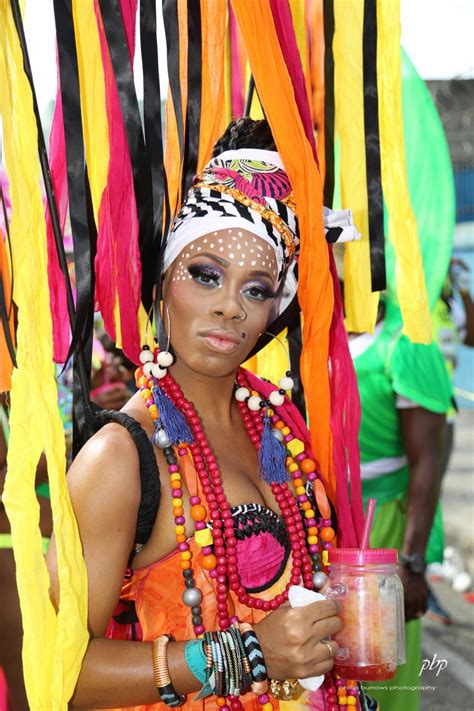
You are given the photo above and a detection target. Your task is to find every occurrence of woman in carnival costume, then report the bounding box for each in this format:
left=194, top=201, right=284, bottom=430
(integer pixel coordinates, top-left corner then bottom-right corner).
left=46, top=119, right=369, bottom=711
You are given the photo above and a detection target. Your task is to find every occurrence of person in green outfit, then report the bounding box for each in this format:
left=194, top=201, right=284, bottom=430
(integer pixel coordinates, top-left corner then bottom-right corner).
left=348, top=301, right=452, bottom=711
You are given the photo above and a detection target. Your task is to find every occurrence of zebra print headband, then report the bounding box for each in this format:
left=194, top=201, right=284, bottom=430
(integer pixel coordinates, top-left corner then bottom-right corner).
left=163, top=149, right=299, bottom=283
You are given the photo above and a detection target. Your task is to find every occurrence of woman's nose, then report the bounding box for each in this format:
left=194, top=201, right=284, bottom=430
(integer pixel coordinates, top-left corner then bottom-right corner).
left=210, top=288, right=246, bottom=322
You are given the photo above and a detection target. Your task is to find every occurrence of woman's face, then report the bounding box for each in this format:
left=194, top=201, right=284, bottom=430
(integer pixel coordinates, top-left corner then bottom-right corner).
left=162, top=229, right=278, bottom=377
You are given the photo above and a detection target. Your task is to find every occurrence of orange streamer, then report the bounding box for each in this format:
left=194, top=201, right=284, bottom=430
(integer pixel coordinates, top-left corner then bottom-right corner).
left=231, top=0, right=335, bottom=495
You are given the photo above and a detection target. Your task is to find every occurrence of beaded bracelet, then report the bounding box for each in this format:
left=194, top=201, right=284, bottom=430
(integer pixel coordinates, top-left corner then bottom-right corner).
left=152, top=635, right=185, bottom=707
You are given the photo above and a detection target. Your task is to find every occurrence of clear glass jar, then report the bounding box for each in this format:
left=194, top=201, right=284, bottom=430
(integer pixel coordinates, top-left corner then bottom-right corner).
left=325, top=548, right=406, bottom=681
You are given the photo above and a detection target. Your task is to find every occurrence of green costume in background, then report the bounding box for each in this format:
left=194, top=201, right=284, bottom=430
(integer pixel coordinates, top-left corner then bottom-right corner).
left=351, top=325, right=452, bottom=711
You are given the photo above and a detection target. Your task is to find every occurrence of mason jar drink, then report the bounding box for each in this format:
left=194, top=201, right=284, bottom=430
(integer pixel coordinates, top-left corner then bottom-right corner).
left=326, top=548, right=406, bottom=681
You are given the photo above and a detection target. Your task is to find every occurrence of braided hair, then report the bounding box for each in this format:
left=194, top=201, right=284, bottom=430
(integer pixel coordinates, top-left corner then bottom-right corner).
left=212, top=118, right=276, bottom=156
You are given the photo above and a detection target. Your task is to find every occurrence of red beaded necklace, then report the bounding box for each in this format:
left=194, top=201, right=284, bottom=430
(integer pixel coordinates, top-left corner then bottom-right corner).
left=137, top=364, right=356, bottom=711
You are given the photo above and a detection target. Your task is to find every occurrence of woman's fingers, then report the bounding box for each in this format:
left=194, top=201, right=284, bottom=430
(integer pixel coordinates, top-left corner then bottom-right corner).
left=312, top=614, right=342, bottom=640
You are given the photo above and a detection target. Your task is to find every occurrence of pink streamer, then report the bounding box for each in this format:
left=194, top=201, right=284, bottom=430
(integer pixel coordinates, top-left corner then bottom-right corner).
left=229, top=6, right=245, bottom=118
left=269, top=0, right=318, bottom=165
left=45, top=85, right=71, bottom=363
left=94, top=0, right=141, bottom=363
left=328, top=249, right=364, bottom=547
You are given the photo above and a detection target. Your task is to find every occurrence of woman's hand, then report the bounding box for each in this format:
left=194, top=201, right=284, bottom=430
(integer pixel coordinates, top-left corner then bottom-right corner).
left=253, top=600, right=341, bottom=680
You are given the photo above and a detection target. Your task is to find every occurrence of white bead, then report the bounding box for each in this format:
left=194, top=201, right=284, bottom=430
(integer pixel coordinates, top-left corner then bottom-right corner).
left=279, top=376, right=294, bottom=391
left=157, top=350, right=174, bottom=367
left=151, top=363, right=167, bottom=379
left=271, top=428, right=284, bottom=442
left=234, top=387, right=250, bottom=402
left=139, top=349, right=154, bottom=364
left=247, top=395, right=262, bottom=411
left=269, top=390, right=285, bottom=407
left=143, top=361, right=154, bottom=376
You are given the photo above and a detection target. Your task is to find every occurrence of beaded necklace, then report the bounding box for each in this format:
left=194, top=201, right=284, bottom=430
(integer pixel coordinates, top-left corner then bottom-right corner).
left=137, top=364, right=358, bottom=711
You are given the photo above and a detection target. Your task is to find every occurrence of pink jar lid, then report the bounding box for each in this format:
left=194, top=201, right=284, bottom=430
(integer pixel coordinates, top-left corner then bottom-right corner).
left=328, top=548, right=398, bottom=565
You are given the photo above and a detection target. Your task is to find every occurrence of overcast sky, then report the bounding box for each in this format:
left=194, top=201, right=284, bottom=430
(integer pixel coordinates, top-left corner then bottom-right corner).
left=19, top=0, right=474, bottom=115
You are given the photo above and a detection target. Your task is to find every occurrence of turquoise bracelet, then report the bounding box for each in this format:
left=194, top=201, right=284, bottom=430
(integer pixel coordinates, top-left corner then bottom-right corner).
left=184, top=640, right=207, bottom=684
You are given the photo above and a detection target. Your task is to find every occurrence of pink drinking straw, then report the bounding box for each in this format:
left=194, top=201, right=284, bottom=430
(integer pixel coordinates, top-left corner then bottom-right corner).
left=360, top=498, right=377, bottom=549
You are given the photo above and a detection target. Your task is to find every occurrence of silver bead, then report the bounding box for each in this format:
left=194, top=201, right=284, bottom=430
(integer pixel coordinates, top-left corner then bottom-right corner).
left=182, top=587, right=203, bottom=607
left=271, top=428, right=284, bottom=442
left=154, top=428, right=171, bottom=449
left=313, top=571, right=328, bottom=589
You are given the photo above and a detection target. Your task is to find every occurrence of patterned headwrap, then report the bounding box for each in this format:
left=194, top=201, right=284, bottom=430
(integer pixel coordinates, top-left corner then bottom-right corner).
left=163, top=149, right=299, bottom=323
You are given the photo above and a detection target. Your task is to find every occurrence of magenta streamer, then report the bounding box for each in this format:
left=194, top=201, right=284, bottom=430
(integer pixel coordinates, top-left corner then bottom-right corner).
left=45, top=86, right=71, bottom=364
left=229, top=6, right=245, bottom=118
left=269, top=0, right=318, bottom=164
left=328, top=249, right=364, bottom=547
left=94, top=0, right=141, bottom=363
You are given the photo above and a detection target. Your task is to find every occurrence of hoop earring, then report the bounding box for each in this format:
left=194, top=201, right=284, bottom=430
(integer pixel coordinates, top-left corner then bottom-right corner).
left=139, top=301, right=175, bottom=379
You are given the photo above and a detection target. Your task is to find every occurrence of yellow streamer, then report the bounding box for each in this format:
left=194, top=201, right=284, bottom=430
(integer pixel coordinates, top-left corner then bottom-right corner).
left=333, top=0, right=378, bottom=333
left=0, top=3, right=88, bottom=708
left=377, top=0, right=431, bottom=343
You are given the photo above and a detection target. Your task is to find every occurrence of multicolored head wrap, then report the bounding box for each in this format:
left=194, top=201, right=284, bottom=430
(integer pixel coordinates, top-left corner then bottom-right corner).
left=163, top=149, right=299, bottom=325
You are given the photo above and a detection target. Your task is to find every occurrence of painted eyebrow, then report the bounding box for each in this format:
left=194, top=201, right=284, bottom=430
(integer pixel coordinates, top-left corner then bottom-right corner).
left=189, top=251, right=230, bottom=268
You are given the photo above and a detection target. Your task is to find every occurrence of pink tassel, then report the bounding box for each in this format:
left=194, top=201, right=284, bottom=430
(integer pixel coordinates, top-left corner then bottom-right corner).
left=45, top=83, right=71, bottom=364
left=94, top=0, right=141, bottom=363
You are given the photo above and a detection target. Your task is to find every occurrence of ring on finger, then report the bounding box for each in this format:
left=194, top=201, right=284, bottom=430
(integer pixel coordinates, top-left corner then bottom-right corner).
left=321, top=640, right=334, bottom=659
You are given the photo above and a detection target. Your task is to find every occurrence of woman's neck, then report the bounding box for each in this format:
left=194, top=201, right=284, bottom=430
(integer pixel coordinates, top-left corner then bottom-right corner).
left=169, top=359, right=238, bottom=427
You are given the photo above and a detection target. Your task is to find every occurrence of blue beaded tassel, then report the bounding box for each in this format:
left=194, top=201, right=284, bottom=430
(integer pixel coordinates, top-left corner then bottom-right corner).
left=151, top=383, right=193, bottom=445
left=258, top=409, right=288, bottom=485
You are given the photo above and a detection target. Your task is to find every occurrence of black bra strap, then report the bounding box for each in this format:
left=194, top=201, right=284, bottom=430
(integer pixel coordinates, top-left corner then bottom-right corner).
left=89, top=406, right=160, bottom=546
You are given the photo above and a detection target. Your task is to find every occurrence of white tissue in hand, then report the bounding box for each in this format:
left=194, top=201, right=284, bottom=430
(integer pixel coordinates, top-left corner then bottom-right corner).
left=288, top=585, right=326, bottom=692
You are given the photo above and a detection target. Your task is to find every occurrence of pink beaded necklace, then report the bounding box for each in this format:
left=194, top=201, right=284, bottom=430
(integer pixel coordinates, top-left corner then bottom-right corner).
left=137, top=364, right=357, bottom=711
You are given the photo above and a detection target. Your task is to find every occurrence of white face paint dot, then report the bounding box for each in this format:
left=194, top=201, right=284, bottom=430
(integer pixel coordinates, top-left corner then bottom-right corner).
left=218, top=238, right=223, bottom=243
left=213, top=232, right=218, bottom=236
left=190, top=244, right=194, bottom=250
left=197, top=246, right=202, bottom=251
left=209, top=243, right=214, bottom=248
left=229, top=253, right=234, bottom=259
left=238, top=261, right=244, bottom=267
left=203, top=238, right=208, bottom=244
left=251, top=261, right=257, bottom=266
left=219, top=247, right=224, bottom=252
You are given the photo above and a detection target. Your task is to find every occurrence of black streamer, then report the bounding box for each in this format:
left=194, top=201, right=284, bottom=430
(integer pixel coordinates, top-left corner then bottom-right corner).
left=0, top=185, right=17, bottom=368
left=181, top=2, right=202, bottom=197
left=363, top=0, right=386, bottom=292
left=53, top=0, right=96, bottom=453
left=323, top=0, right=335, bottom=207
left=98, top=0, right=155, bottom=309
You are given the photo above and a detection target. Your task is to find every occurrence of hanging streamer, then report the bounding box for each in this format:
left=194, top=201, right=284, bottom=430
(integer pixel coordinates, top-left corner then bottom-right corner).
left=197, top=0, right=227, bottom=171
left=92, top=0, right=142, bottom=362
left=333, top=0, right=379, bottom=334
left=377, top=0, right=430, bottom=343
left=362, top=0, right=385, bottom=292
left=322, top=0, right=335, bottom=207
left=0, top=3, right=88, bottom=708
left=53, top=0, right=96, bottom=451
left=181, top=2, right=202, bottom=196
left=0, top=182, right=16, bottom=391
left=231, top=0, right=345, bottom=537
left=97, top=0, right=154, bottom=315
